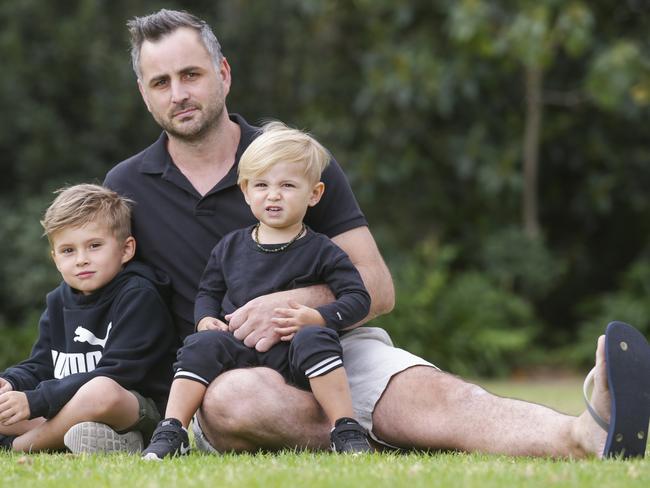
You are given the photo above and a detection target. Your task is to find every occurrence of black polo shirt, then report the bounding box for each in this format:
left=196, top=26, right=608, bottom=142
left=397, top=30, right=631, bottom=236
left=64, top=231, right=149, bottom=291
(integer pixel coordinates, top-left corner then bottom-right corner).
left=104, top=114, right=367, bottom=338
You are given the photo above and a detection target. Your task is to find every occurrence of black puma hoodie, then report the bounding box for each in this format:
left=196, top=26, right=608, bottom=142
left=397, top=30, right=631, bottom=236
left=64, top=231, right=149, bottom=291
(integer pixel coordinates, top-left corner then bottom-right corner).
left=1, top=261, right=176, bottom=418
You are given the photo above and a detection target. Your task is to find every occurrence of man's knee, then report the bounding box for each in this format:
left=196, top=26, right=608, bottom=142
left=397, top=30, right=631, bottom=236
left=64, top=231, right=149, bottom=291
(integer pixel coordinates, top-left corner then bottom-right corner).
left=201, top=368, right=283, bottom=431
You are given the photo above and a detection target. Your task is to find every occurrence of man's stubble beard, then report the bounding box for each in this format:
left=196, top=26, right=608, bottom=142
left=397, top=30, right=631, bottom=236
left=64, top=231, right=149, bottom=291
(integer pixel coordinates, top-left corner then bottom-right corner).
left=156, top=94, right=225, bottom=143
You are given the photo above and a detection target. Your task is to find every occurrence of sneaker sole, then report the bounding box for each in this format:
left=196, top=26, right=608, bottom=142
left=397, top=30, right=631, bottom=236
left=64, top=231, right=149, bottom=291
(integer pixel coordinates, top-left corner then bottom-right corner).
left=64, top=422, right=143, bottom=454
left=142, top=452, right=163, bottom=461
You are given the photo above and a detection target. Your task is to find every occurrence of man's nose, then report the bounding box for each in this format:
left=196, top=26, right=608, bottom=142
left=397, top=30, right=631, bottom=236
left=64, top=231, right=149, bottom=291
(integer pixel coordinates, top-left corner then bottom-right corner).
left=170, top=79, right=190, bottom=104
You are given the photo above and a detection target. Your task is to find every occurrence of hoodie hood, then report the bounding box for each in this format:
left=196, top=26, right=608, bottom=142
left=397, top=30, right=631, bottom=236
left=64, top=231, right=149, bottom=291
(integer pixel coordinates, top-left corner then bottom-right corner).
left=61, top=260, right=172, bottom=307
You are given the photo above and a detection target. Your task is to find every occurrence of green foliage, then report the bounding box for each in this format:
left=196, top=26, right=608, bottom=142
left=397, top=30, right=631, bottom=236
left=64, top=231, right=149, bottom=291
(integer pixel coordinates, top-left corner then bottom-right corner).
left=0, top=319, right=40, bottom=371
left=572, top=258, right=650, bottom=366
left=377, top=241, right=538, bottom=377
left=586, top=40, right=650, bottom=111
left=0, top=195, right=60, bottom=326
left=449, top=0, right=594, bottom=67
left=480, top=227, right=565, bottom=299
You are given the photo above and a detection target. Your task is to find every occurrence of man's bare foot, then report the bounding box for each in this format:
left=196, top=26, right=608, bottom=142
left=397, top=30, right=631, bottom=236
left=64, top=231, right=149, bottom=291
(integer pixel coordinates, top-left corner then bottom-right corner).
left=573, top=335, right=610, bottom=458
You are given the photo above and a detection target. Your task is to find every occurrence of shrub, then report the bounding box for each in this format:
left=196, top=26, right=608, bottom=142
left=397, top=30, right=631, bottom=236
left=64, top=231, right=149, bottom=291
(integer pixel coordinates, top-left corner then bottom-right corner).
left=376, top=239, right=539, bottom=377
left=0, top=313, right=40, bottom=370
left=572, top=258, right=650, bottom=366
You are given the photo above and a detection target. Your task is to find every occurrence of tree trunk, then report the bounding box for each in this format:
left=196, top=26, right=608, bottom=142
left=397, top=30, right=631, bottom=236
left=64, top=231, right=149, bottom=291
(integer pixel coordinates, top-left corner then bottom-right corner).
left=523, top=65, right=543, bottom=239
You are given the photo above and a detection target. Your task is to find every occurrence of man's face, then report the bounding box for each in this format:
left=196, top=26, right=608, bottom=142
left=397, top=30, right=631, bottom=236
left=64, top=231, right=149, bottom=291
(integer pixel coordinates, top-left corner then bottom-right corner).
left=137, top=27, right=230, bottom=141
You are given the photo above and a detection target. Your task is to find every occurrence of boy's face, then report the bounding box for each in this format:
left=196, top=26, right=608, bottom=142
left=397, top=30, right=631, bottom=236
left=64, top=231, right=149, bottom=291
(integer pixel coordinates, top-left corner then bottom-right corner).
left=50, top=222, right=135, bottom=295
left=242, top=161, right=324, bottom=231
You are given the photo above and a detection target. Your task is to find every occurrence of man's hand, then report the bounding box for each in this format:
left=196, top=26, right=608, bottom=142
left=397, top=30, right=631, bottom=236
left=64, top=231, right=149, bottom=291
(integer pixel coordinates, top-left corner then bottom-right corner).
left=0, top=378, right=13, bottom=395
left=0, top=391, right=30, bottom=426
left=196, top=316, right=229, bottom=332
left=225, top=294, right=284, bottom=351
left=272, top=300, right=325, bottom=342
left=225, top=286, right=333, bottom=352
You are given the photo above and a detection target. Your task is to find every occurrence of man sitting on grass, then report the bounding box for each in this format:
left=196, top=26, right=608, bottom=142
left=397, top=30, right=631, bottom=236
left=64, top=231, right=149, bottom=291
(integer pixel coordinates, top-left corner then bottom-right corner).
left=104, top=8, right=650, bottom=460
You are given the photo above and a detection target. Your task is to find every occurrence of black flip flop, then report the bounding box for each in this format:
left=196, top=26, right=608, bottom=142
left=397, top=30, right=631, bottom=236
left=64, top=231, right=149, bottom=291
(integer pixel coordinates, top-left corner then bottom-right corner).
left=601, top=321, right=650, bottom=458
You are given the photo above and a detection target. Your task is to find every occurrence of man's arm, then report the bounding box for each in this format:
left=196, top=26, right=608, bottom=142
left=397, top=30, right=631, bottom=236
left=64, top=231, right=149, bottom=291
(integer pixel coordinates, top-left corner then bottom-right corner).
left=331, top=226, right=395, bottom=321
left=227, top=226, right=394, bottom=351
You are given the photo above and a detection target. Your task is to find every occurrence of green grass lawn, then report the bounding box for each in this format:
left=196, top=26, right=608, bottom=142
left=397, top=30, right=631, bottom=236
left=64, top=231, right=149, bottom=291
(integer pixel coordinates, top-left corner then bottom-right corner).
left=2, top=378, right=649, bottom=488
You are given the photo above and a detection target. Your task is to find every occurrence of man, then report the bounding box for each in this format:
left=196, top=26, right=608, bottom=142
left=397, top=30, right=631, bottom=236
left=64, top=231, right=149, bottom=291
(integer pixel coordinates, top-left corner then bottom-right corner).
left=103, top=9, right=649, bottom=458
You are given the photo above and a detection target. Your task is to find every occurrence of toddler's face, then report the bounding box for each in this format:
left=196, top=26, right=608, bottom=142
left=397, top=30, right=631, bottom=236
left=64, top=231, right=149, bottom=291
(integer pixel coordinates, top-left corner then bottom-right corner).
left=243, top=161, right=324, bottom=230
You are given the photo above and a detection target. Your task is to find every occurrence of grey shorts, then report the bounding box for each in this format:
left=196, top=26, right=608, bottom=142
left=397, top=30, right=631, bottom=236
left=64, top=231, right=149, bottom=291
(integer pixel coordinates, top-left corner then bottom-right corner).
left=192, top=326, right=436, bottom=451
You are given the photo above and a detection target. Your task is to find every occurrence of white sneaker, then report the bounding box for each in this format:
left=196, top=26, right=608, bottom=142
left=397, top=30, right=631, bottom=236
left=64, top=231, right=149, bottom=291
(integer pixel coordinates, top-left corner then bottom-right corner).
left=64, top=422, right=143, bottom=453
left=191, top=414, right=218, bottom=454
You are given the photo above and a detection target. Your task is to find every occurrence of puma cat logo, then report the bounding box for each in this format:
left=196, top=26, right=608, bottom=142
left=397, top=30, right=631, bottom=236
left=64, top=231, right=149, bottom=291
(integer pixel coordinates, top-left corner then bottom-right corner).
left=73, top=322, right=112, bottom=348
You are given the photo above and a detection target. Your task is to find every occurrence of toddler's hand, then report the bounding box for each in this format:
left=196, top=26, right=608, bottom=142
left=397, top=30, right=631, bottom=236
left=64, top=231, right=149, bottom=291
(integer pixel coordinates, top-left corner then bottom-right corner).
left=197, top=316, right=229, bottom=332
left=0, top=378, right=13, bottom=395
left=272, top=300, right=325, bottom=341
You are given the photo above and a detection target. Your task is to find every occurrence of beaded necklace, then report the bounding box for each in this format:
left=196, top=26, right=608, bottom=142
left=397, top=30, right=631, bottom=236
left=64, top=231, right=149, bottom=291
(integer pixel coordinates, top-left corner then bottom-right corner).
left=253, top=223, right=306, bottom=253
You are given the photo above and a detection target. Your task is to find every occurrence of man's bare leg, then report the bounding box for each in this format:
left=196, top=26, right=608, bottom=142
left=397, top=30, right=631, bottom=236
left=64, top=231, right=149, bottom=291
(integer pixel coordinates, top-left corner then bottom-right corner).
left=197, top=337, right=610, bottom=457
left=372, top=335, right=609, bottom=458
left=10, top=377, right=140, bottom=452
left=197, top=367, right=330, bottom=452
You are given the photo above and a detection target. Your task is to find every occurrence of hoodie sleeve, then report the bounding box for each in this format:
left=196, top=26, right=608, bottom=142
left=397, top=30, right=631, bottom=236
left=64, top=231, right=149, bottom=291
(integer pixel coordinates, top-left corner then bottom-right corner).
left=1, top=309, right=55, bottom=391
left=24, top=282, right=174, bottom=419
left=194, top=244, right=227, bottom=327
left=315, top=244, right=371, bottom=331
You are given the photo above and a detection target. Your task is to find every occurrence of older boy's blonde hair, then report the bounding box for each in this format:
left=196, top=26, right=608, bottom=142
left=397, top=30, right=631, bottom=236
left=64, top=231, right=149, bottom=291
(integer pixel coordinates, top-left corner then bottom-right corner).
left=41, top=184, right=133, bottom=245
left=237, top=121, right=330, bottom=188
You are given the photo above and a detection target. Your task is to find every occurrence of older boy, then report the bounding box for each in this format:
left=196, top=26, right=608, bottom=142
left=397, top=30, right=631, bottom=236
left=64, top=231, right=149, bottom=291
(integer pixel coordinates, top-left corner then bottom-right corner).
left=142, top=122, right=373, bottom=459
left=0, top=184, right=176, bottom=453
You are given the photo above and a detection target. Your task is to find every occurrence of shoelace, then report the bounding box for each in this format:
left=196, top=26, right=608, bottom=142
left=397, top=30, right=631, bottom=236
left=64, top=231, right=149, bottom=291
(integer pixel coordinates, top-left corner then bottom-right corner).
left=151, top=427, right=183, bottom=445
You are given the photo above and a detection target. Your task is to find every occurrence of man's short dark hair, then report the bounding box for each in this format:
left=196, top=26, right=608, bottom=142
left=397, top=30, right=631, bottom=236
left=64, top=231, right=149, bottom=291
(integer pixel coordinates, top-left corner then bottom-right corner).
left=127, top=9, right=223, bottom=79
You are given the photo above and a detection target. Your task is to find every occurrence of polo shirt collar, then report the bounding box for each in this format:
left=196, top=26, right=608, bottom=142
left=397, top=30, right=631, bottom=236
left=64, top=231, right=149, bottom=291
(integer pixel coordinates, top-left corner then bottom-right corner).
left=137, top=113, right=259, bottom=176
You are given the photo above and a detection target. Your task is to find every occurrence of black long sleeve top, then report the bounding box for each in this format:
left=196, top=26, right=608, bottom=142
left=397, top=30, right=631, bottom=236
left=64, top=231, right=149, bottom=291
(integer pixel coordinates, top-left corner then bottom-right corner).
left=194, top=226, right=371, bottom=332
left=0, top=261, right=176, bottom=418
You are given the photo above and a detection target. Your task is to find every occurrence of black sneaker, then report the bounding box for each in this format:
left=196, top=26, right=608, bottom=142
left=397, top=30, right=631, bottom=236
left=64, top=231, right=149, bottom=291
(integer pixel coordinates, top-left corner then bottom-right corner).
left=330, top=417, right=373, bottom=454
left=0, top=434, right=16, bottom=451
left=142, top=418, right=190, bottom=461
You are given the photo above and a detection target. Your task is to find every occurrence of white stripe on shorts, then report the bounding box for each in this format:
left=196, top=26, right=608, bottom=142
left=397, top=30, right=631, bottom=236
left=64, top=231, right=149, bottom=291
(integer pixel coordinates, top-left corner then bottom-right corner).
left=174, top=369, right=209, bottom=385
left=305, top=356, right=343, bottom=378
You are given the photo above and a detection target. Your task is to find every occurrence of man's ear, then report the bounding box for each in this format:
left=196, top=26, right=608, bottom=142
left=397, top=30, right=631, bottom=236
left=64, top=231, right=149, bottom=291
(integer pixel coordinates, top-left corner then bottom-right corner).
left=137, top=80, right=152, bottom=112
left=308, top=182, right=325, bottom=207
left=219, top=58, right=233, bottom=97
left=121, top=236, right=137, bottom=264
